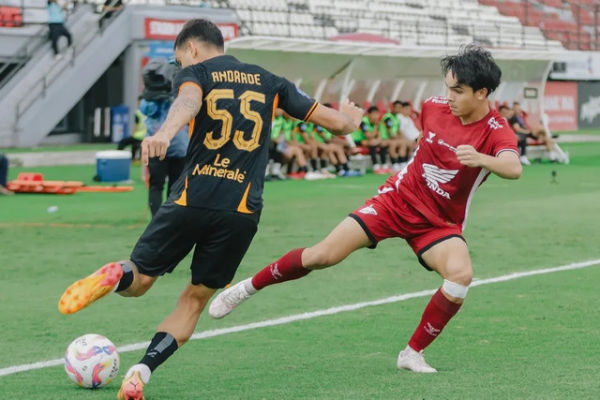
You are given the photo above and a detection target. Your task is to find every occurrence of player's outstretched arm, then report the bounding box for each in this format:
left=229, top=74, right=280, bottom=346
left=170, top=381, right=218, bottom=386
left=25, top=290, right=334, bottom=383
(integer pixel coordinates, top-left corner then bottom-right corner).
left=456, top=145, right=522, bottom=179
left=141, top=84, right=203, bottom=166
left=309, top=99, right=363, bottom=135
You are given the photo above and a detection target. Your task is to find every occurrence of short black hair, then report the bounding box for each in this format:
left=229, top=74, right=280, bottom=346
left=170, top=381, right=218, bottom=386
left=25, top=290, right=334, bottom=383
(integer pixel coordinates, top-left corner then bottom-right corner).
left=392, top=100, right=402, bottom=107
left=400, top=101, right=411, bottom=107
left=498, top=105, right=509, bottom=111
left=174, top=19, right=224, bottom=50
left=367, top=106, right=379, bottom=113
left=441, top=44, right=501, bottom=97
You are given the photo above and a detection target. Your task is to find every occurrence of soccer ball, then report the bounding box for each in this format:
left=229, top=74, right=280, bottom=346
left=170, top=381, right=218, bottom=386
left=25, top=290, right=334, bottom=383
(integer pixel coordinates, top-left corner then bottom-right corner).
left=64, top=333, right=120, bottom=388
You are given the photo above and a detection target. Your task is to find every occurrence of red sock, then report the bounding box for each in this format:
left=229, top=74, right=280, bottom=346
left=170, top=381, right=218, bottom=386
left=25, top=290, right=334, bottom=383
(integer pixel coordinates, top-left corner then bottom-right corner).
left=251, top=248, right=310, bottom=290
left=408, top=289, right=462, bottom=352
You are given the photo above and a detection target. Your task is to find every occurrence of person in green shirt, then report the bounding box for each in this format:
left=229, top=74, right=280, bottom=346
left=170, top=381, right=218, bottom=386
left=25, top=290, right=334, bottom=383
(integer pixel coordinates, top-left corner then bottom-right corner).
left=352, top=106, right=391, bottom=174
left=117, top=96, right=147, bottom=161
left=293, top=120, right=325, bottom=180
left=380, top=101, right=410, bottom=171
left=270, top=110, right=310, bottom=179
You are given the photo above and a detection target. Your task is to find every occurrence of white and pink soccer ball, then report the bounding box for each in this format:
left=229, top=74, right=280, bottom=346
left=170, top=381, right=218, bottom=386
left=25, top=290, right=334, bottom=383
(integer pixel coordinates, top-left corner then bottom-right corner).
left=64, top=334, right=120, bottom=388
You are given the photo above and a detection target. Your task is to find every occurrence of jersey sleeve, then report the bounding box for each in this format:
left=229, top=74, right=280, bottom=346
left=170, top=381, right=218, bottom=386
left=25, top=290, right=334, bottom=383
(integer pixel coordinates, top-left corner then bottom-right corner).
left=491, top=127, right=520, bottom=157
left=172, top=65, right=206, bottom=96
left=276, top=77, right=318, bottom=121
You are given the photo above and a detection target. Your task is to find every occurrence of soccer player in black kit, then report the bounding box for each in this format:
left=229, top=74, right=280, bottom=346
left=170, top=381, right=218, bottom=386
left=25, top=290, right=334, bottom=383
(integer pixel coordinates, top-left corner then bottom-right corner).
left=57, top=19, right=363, bottom=399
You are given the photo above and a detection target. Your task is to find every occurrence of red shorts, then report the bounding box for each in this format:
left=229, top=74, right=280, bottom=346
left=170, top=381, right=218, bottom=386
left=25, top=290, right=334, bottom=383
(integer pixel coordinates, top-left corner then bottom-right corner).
left=349, top=190, right=464, bottom=270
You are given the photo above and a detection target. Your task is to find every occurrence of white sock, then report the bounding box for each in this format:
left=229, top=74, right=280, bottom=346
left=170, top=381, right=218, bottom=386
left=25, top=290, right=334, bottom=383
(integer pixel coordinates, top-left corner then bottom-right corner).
left=126, top=363, right=151, bottom=384
left=243, top=278, right=258, bottom=294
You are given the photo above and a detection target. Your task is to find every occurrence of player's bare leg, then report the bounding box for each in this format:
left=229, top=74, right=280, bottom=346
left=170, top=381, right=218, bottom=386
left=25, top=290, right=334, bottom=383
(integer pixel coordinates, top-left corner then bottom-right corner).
left=209, top=217, right=371, bottom=318
left=58, top=260, right=156, bottom=314
left=397, top=237, right=472, bottom=373
left=118, top=282, right=215, bottom=399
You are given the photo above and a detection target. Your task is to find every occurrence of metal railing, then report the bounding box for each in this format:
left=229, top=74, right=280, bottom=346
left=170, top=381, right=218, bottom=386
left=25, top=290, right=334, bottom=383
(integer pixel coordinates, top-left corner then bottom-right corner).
left=14, top=0, right=124, bottom=121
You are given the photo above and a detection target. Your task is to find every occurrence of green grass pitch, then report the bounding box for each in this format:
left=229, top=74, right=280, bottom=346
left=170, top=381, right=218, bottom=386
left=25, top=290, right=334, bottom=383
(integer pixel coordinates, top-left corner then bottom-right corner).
left=0, top=142, right=599, bottom=399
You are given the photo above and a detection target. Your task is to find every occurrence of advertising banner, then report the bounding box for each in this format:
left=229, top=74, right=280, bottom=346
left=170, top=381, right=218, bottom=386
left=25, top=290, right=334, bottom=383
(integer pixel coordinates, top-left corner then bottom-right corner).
left=543, top=81, right=578, bottom=131
left=577, top=81, right=600, bottom=130
left=144, top=18, right=239, bottom=41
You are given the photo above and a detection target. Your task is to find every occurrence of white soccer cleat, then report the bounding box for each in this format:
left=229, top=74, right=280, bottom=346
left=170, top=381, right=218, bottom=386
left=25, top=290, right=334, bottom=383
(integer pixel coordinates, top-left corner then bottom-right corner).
left=209, top=278, right=256, bottom=319
left=396, top=346, right=437, bottom=373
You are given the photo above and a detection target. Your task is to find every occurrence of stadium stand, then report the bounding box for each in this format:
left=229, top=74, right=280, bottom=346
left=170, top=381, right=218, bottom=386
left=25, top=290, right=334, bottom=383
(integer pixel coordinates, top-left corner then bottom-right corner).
left=208, top=0, right=566, bottom=50
left=478, top=0, right=600, bottom=51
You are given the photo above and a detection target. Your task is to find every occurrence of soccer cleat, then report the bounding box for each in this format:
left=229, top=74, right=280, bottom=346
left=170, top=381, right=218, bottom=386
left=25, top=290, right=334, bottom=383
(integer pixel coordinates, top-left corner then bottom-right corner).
left=396, top=346, right=437, bottom=373
left=208, top=278, right=255, bottom=319
left=58, top=262, right=123, bottom=315
left=116, top=371, right=146, bottom=400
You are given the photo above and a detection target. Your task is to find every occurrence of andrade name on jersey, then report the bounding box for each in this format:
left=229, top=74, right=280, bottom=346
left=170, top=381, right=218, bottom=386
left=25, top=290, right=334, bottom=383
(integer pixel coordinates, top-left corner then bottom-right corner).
left=211, top=70, right=262, bottom=86
left=192, top=153, right=246, bottom=183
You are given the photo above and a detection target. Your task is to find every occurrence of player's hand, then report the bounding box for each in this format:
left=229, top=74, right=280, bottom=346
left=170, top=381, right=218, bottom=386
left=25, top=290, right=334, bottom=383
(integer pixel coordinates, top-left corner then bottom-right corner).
left=339, top=99, right=364, bottom=128
left=141, top=133, right=170, bottom=166
left=456, top=145, right=483, bottom=167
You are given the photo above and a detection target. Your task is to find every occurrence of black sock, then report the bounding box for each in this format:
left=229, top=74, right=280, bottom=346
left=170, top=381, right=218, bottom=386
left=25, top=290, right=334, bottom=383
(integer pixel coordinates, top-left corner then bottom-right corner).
left=310, top=159, right=318, bottom=171
left=335, top=163, right=342, bottom=172
left=368, top=146, right=378, bottom=165
left=299, top=166, right=308, bottom=173
left=139, top=332, right=179, bottom=372
left=320, top=159, right=328, bottom=169
left=379, top=147, right=388, bottom=164
left=342, top=162, right=349, bottom=171
left=115, top=261, right=134, bottom=292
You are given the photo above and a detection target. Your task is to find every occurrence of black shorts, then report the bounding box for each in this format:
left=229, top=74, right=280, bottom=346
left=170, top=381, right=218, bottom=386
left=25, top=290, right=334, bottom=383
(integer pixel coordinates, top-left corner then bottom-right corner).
left=130, top=202, right=259, bottom=288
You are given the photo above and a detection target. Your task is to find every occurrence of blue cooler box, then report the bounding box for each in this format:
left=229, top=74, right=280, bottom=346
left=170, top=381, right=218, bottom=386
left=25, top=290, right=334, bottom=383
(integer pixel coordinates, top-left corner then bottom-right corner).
left=96, top=150, right=131, bottom=182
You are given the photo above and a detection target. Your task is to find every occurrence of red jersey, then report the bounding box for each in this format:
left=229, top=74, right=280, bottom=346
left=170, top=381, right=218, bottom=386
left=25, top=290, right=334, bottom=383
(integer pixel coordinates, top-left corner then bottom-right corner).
left=387, top=96, right=519, bottom=230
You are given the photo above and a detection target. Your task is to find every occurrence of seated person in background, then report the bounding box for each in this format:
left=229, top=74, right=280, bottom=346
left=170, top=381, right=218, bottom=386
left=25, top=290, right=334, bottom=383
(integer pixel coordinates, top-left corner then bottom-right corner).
left=352, top=106, right=391, bottom=174
left=292, top=119, right=325, bottom=180
left=499, top=105, right=530, bottom=165
left=397, top=101, right=421, bottom=152
left=312, top=121, right=358, bottom=177
left=0, top=153, right=14, bottom=195
left=269, top=109, right=309, bottom=180
left=509, top=101, right=557, bottom=161
left=276, top=112, right=310, bottom=179
left=380, top=101, right=410, bottom=171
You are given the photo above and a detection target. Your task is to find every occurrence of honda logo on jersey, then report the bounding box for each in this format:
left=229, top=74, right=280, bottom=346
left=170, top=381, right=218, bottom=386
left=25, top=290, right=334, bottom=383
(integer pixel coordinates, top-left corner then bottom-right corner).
left=422, top=163, right=458, bottom=199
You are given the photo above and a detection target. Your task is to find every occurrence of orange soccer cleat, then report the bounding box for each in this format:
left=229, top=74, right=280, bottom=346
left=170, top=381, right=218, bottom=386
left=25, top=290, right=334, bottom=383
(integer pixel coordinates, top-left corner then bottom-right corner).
left=116, top=371, right=146, bottom=400
left=58, top=262, right=123, bottom=314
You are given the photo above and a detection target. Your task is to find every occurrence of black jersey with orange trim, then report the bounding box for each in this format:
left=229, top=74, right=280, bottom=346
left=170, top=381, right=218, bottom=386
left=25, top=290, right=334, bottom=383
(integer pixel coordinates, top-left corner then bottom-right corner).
left=170, top=55, right=317, bottom=213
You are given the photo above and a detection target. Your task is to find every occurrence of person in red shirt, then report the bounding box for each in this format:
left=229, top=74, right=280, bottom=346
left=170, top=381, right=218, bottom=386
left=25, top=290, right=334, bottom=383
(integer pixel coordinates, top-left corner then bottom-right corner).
left=209, top=45, right=522, bottom=373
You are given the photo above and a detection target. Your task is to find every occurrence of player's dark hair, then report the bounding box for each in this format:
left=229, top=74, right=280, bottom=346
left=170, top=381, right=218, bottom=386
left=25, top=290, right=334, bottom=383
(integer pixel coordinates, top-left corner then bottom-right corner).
left=400, top=101, right=411, bottom=107
left=174, top=19, right=224, bottom=51
left=392, top=100, right=402, bottom=107
left=367, top=106, right=379, bottom=113
left=441, top=44, right=501, bottom=97
left=498, top=105, right=509, bottom=111
left=323, top=102, right=332, bottom=108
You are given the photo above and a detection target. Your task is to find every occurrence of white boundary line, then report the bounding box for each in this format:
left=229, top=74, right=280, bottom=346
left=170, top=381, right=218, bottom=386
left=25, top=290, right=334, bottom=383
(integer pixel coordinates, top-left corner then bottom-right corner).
left=1, top=258, right=599, bottom=378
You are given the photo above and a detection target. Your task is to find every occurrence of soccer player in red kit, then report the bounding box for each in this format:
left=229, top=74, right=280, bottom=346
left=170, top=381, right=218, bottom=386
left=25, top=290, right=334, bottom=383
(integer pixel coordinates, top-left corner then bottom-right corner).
left=209, top=45, right=522, bottom=372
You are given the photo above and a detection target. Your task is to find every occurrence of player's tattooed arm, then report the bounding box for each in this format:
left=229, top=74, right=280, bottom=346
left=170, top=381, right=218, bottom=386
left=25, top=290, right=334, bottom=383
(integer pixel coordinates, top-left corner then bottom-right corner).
left=141, top=84, right=203, bottom=165
left=160, top=85, right=203, bottom=137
